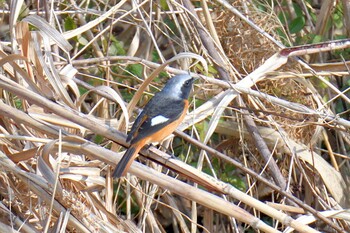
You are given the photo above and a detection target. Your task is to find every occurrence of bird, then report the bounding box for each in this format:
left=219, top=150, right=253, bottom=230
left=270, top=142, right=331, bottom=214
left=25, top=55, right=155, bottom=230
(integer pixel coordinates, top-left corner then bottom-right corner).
left=113, top=74, right=196, bottom=178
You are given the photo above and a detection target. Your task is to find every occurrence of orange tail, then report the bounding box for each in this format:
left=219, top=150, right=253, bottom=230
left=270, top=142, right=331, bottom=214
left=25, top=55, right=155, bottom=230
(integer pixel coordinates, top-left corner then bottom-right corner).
left=113, top=143, right=143, bottom=178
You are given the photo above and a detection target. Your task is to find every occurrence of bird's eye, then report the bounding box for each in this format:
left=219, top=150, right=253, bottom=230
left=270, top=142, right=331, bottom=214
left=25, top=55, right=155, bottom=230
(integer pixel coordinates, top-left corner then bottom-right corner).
left=185, top=80, right=190, bottom=85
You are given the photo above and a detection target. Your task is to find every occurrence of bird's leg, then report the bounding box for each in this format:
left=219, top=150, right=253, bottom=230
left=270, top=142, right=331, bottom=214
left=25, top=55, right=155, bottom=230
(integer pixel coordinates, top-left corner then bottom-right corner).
left=145, top=143, right=153, bottom=150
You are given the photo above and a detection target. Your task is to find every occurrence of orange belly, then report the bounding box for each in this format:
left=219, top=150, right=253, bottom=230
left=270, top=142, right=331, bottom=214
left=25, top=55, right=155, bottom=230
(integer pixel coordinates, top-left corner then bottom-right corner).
left=145, top=99, right=189, bottom=144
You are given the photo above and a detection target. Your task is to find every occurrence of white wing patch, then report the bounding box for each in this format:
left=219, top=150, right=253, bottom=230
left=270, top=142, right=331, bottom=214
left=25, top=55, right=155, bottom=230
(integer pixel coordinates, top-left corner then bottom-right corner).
left=151, top=115, right=169, bottom=126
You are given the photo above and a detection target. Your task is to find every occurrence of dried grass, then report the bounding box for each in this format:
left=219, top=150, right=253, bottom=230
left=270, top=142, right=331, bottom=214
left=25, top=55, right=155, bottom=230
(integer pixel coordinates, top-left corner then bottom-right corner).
left=0, top=0, right=350, bottom=232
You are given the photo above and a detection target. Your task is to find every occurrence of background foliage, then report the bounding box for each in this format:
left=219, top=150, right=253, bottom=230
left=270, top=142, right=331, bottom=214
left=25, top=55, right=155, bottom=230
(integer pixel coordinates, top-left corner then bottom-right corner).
left=0, top=0, right=350, bottom=232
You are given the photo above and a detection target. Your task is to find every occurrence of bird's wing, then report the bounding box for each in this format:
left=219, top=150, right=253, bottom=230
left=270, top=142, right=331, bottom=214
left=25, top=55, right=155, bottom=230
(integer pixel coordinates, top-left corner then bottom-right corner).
left=127, top=97, right=185, bottom=144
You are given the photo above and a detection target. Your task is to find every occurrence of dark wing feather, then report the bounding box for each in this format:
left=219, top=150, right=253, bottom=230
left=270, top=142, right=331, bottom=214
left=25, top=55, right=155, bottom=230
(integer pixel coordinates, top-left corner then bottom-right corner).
left=128, top=96, right=184, bottom=144
left=126, top=111, right=147, bottom=143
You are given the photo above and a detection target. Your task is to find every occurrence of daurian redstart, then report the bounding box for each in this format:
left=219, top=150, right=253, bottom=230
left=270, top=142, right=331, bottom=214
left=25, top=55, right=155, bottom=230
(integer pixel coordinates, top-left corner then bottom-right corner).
left=113, top=74, right=195, bottom=178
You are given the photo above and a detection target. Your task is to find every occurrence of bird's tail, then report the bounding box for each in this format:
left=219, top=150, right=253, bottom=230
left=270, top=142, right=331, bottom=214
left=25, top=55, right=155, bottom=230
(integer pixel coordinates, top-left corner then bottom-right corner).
left=112, top=143, right=142, bottom=178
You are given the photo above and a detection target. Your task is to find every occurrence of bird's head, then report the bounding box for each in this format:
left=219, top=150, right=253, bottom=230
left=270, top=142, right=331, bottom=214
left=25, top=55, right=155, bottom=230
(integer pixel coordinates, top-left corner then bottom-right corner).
left=161, top=74, right=196, bottom=100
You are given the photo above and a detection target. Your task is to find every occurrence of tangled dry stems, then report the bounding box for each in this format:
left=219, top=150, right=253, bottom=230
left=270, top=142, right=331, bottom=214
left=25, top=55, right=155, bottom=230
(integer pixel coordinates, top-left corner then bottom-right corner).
left=0, top=0, right=349, bottom=232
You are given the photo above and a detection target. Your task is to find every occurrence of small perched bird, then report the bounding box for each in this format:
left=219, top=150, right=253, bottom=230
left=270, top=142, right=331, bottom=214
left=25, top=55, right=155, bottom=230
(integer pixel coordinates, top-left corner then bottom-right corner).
left=113, top=74, right=196, bottom=178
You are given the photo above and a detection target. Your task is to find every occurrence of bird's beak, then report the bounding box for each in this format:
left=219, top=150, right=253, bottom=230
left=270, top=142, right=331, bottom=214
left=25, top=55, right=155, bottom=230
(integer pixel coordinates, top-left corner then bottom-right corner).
left=192, top=76, right=200, bottom=82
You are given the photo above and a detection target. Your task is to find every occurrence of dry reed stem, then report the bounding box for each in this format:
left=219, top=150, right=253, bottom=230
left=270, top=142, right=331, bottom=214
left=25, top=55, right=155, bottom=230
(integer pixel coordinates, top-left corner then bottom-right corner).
left=0, top=0, right=350, bottom=232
